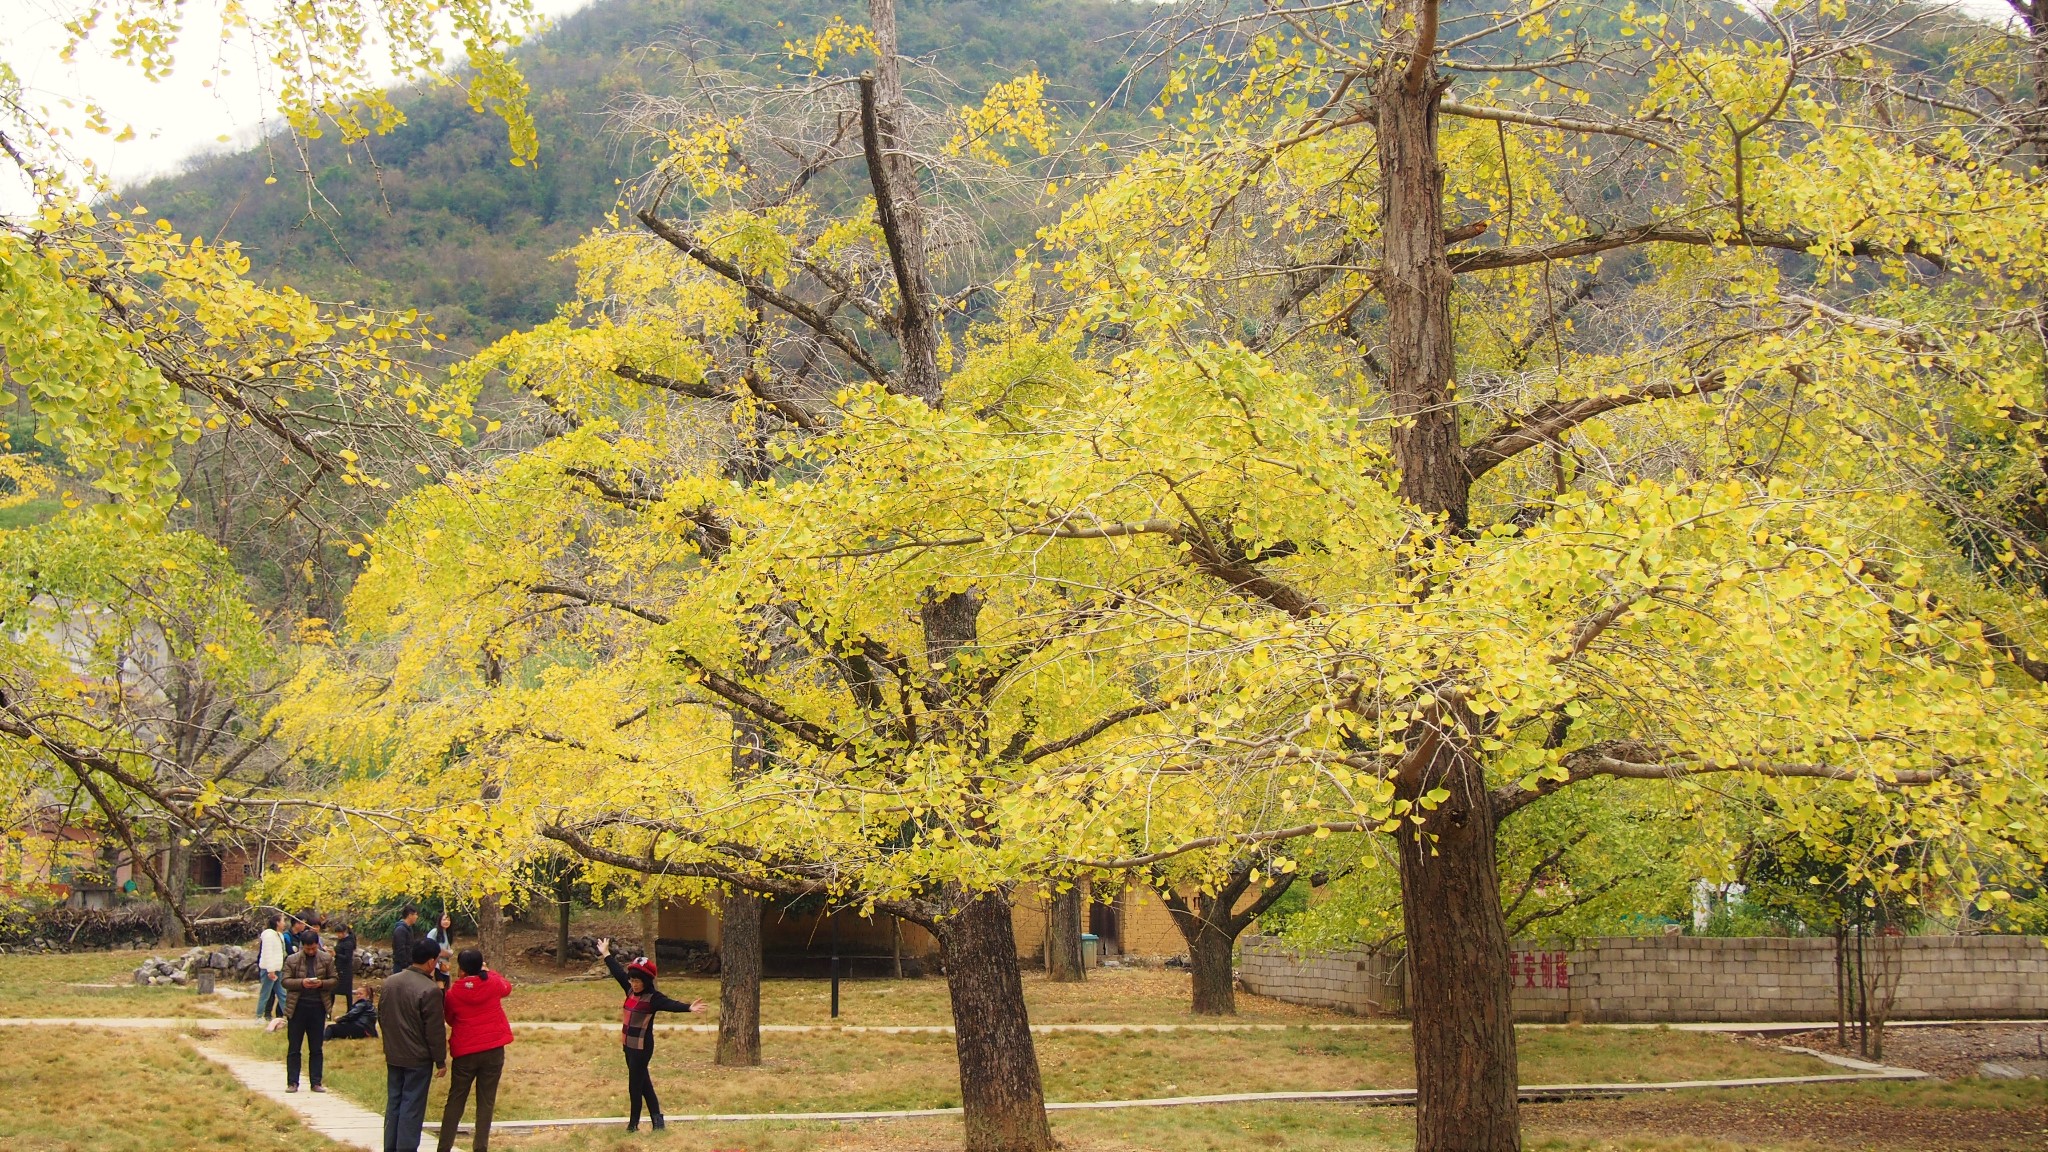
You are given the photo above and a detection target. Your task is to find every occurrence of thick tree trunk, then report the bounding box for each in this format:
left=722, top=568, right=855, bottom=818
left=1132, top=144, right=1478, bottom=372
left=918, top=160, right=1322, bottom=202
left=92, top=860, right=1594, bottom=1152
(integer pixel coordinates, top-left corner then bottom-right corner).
left=161, top=836, right=191, bottom=948
left=1161, top=870, right=1292, bottom=1017
left=1045, top=887, right=1085, bottom=982
left=2025, top=4, right=2048, bottom=173
left=862, top=10, right=1048, bottom=1150
left=1374, top=3, right=1519, bottom=1147
left=556, top=897, right=572, bottom=969
left=718, top=708, right=770, bottom=1064
left=477, top=896, right=508, bottom=967
left=1378, top=4, right=1465, bottom=532
left=1187, top=918, right=1237, bottom=1016
left=717, top=888, right=764, bottom=1066
left=935, top=891, right=1054, bottom=1152
left=1395, top=734, right=1520, bottom=1151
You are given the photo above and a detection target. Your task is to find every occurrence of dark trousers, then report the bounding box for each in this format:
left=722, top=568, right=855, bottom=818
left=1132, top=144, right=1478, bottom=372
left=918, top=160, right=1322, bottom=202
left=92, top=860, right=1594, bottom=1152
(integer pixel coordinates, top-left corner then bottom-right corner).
left=325, top=1016, right=374, bottom=1041
left=623, top=1045, right=661, bottom=1126
left=384, top=1063, right=435, bottom=1152
left=286, top=1001, right=326, bottom=1086
left=333, top=967, right=354, bottom=1006
left=436, top=1046, right=505, bottom=1152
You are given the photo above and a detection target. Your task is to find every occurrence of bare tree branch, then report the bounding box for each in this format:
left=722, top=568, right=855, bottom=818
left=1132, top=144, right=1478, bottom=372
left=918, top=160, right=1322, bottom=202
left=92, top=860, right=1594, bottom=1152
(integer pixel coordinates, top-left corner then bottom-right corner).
left=635, top=210, right=891, bottom=385
left=611, top=363, right=733, bottom=402
left=1449, top=220, right=1948, bottom=275
left=1440, top=100, right=1677, bottom=151
left=1493, top=740, right=1957, bottom=820
left=1464, top=370, right=1729, bottom=480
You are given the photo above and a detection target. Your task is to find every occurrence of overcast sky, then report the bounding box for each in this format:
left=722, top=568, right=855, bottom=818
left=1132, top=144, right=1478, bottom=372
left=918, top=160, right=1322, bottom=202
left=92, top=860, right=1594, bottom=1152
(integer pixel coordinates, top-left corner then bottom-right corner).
left=2, top=0, right=598, bottom=215
left=1, top=0, right=2025, bottom=218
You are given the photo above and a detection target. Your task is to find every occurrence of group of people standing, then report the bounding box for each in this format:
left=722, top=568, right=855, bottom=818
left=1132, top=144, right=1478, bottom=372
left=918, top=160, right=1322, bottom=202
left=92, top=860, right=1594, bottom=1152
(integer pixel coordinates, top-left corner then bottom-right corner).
left=381, top=931, right=513, bottom=1152
left=254, top=907, right=704, bottom=1151
left=254, top=912, right=374, bottom=1093
left=256, top=911, right=360, bottom=1021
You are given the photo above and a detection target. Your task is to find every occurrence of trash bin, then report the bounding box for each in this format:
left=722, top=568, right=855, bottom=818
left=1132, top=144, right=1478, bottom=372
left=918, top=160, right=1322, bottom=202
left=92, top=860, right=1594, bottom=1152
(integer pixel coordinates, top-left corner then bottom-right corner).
left=1080, top=934, right=1100, bottom=968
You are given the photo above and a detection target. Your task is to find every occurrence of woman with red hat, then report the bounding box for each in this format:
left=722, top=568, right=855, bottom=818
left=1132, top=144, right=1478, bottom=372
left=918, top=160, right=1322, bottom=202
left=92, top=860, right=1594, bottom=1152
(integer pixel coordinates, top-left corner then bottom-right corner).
left=596, top=937, right=707, bottom=1131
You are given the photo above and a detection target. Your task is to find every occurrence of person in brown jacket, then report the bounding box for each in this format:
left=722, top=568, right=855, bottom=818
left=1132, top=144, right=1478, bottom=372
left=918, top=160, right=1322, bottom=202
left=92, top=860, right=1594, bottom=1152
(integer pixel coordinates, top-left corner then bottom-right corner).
left=381, top=938, right=449, bottom=1152
left=281, top=930, right=339, bottom=1092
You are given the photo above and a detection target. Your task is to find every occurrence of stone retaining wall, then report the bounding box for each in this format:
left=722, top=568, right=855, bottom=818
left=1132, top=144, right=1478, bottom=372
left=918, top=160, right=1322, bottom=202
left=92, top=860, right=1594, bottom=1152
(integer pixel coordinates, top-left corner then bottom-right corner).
left=1238, top=938, right=1405, bottom=1016
left=1238, top=934, right=2048, bottom=1022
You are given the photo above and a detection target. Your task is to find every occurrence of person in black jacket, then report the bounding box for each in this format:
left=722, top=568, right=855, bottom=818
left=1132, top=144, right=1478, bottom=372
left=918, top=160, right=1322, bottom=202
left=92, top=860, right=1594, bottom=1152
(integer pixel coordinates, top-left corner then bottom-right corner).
left=326, top=987, right=379, bottom=1040
left=597, top=937, right=706, bottom=1131
left=392, top=905, right=420, bottom=975
left=332, top=922, right=357, bottom=1005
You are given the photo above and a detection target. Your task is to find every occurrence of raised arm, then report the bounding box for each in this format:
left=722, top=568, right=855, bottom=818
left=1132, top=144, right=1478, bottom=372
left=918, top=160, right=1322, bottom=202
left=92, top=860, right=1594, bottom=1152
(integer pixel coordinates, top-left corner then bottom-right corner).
left=602, top=953, right=633, bottom=994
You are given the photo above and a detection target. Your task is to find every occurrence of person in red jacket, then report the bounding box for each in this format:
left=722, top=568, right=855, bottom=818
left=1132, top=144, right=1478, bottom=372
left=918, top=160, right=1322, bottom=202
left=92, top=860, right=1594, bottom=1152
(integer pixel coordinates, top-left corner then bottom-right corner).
left=436, top=948, right=513, bottom=1152
left=597, top=937, right=706, bottom=1131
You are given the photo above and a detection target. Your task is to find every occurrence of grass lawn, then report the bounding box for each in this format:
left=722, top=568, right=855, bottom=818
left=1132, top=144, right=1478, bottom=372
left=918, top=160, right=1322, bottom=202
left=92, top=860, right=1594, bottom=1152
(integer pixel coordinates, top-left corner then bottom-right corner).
left=223, top=1023, right=1830, bottom=1122
left=0, top=1025, right=347, bottom=1151
left=0, top=496, right=62, bottom=530
left=477, top=1077, right=2048, bottom=1152
left=0, top=949, right=245, bottom=1019
left=0, top=1017, right=2036, bottom=1152
left=2, top=952, right=2040, bottom=1151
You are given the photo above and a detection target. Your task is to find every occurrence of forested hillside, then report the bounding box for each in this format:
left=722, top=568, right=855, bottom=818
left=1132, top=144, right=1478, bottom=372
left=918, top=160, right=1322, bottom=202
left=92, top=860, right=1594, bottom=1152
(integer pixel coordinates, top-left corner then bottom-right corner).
left=134, top=0, right=1160, bottom=343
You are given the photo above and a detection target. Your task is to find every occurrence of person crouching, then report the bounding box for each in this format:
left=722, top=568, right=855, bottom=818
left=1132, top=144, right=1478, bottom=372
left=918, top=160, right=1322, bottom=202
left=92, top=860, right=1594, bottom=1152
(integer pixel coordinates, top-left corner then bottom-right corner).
left=326, top=986, right=378, bottom=1040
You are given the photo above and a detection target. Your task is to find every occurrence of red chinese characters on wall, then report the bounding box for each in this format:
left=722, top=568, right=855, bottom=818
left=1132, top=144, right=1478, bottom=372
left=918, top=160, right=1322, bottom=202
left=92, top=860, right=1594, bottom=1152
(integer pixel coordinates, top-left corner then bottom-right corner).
left=1510, top=950, right=1570, bottom=989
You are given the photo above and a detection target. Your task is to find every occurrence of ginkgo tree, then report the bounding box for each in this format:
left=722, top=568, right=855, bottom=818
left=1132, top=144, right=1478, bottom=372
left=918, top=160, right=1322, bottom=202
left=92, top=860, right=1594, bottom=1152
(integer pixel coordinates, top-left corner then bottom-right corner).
left=123, top=8, right=2048, bottom=1152
left=0, top=514, right=300, bottom=944
left=259, top=7, right=1273, bottom=1151
left=278, top=5, right=2048, bottom=1152
left=2, top=0, right=545, bottom=944
left=964, top=0, right=2048, bottom=1147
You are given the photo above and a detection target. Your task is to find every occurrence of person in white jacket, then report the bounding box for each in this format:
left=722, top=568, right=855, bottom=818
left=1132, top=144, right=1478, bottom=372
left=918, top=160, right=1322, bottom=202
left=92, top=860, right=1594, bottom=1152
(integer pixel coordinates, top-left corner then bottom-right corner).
left=256, top=914, right=287, bottom=1020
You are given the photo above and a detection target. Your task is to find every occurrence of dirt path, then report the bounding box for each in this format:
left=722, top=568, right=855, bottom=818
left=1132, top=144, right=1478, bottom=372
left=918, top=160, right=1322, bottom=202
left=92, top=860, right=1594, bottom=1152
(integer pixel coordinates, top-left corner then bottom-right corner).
left=1527, top=1091, right=2048, bottom=1151
left=1753, top=1023, right=2048, bottom=1081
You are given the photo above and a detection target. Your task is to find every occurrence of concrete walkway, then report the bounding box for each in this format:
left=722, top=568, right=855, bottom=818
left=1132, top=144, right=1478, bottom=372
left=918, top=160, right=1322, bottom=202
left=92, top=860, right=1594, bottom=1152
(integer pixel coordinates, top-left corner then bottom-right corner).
left=187, top=1037, right=401, bottom=1151
left=407, top=1016, right=2048, bottom=1037
left=2, top=1015, right=2025, bottom=1036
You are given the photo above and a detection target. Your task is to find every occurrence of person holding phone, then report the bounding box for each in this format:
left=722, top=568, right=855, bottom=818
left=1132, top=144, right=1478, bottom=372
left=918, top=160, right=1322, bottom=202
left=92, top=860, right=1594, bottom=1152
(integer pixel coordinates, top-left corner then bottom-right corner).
left=281, top=930, right=338, bottom=1092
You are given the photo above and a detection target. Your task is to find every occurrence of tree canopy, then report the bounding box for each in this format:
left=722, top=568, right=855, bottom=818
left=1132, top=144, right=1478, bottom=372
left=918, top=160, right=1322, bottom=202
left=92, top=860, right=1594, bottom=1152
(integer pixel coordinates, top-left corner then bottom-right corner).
left=7, top=2, right=2048, bottom=1151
